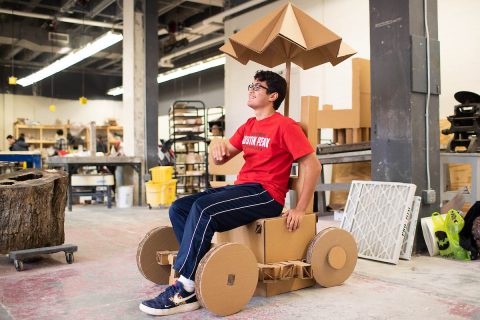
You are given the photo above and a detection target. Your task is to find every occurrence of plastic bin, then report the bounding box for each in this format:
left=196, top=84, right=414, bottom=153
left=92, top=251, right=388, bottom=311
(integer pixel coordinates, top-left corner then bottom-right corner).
left=146, top=179, right=177, bottom=208
left=149, top=166, right=174, bottom=183
left=117, top=185, right=134, bottom=208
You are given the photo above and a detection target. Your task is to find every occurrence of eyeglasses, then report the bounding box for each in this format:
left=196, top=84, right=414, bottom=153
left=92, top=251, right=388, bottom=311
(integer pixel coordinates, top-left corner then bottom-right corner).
left=248, top=83, right=269, bottom=92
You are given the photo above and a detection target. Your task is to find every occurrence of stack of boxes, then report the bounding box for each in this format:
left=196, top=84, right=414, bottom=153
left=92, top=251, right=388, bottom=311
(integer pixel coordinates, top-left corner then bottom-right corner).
left=146, top=166, right=177, bottom=208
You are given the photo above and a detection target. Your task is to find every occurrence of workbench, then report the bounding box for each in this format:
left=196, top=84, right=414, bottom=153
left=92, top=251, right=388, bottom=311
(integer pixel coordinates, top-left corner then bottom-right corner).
left=316, top=150, right=372, bottom=215
left=46, top=156, right=143, bottom=211
left=0, top=151, right=42, bottom=168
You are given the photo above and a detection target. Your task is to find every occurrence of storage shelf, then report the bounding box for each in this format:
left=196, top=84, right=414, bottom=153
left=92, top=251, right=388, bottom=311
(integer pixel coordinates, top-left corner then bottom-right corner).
left=170, top=100, right=208, bottom=196
left=15, top=124, right=123, bottom=157
left=175, top=162, right=205, bottom=165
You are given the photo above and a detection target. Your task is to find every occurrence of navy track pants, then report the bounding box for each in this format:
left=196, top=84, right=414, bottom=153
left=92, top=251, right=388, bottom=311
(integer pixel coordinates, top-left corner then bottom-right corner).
left=169, top=183, right=283, bottom=280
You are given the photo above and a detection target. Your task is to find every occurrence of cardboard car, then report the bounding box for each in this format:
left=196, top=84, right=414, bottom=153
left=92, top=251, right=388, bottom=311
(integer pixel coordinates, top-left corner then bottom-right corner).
left=137, top=213, right=357, bottom=316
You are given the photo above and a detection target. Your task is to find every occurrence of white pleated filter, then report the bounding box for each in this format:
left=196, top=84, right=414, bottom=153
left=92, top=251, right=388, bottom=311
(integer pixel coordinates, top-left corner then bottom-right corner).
left=341, top=181, right=417, bottom=264
left=400, top=196, right=421, bottom=260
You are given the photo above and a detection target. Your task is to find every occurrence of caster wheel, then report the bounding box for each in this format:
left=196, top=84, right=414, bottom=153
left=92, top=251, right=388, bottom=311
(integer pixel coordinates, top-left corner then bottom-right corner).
left=306, top=227, right=357, bottom=287
left=137, top=226, right=179, bottom=284
left=195, top=243, right=257, bottom=316
left=66, top=252, right=74, bottom=264
left=14, top=260, right=23, bottom=271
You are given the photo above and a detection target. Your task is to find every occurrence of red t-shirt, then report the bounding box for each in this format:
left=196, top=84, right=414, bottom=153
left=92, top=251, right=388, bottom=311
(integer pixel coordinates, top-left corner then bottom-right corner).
left=229, top=112, right=314, bottom=205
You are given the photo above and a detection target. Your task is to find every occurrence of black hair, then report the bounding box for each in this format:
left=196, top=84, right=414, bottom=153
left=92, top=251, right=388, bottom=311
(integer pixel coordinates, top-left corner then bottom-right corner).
left=18, top=133, right=25, bottom=141
left=254, top=70, right=287, bottom=110
left=57, top=129, right=64, bottom=135
left=6, top=135, right=13, bottom=139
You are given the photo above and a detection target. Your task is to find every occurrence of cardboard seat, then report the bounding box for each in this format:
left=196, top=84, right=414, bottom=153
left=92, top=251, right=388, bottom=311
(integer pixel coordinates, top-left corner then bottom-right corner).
left=215, top=214, right=317, bottom=296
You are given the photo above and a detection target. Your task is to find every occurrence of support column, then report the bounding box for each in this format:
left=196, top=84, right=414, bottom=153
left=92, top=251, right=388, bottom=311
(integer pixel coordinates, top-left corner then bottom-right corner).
left=144, top=0, right=159, bottom=172
left=370, top=0, right=441, bottom=251
left=123, top=0, right=145, bottom=158
left=123, top=0, right=159, bottom=203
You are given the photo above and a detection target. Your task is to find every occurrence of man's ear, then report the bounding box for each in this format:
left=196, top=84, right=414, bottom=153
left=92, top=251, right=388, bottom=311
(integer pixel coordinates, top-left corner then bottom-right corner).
left=268, top=92, right=279, bottom=103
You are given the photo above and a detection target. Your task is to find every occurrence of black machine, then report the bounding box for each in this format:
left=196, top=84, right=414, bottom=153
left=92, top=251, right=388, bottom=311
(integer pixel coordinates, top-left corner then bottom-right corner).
left=442, top=91, right=480, bottom=152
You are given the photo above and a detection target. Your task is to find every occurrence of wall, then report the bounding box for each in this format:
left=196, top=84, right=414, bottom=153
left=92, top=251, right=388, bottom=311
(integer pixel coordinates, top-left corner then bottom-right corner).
left=438, top=0, right=480, bottom=119
left=0, top=93, right=123, bottom=150
left=224, top=0, right=480, bottom=132
left=157, top=66, right=225, bottom=116
left=223, top=0, right=370, bottom=137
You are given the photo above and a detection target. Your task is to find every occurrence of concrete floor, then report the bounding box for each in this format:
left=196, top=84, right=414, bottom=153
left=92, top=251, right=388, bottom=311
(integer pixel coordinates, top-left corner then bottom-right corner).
left=1, top=205, right=479, bottom=320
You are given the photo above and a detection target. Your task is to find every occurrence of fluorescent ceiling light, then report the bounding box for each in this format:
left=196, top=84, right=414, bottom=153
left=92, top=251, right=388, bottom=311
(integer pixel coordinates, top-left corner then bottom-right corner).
left=107, top=86, right=124, bottom=96
left=17, top=31, right=123, bottom=87
left=57, top=47, right=72, bottom=54
left=107, top=54, right=225, bottom=96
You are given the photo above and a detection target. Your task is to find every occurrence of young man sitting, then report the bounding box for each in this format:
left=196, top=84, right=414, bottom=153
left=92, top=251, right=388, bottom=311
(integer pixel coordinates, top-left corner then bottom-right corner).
left=140, top=70, right=321, bottom=316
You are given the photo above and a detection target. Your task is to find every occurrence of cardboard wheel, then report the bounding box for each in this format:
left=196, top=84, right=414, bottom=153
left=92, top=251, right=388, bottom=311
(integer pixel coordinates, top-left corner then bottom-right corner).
left=195, top=243, right=257, bottom=316
left=306, top=227, right=357, bottom=287
left=136, top=226, right=179, bottom=284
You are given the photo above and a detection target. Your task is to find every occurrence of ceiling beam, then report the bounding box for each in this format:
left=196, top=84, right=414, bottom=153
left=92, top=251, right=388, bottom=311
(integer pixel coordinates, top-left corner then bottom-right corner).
left=22, top=50, right=43, bottom=62
left=158, top=0, right=185, bottom=16
left=97, top=58, right=121, bottom=70
left=0, top=59, right=122, bottom=77
left=0, top=8, right=123, bottom=30
left=60, top=0, right=77, bottom=13
left=88, top=0, right=116, bottom=18
left=1, top=46, right=23, bottom=60
left=188, top=0, right=224, bottom=7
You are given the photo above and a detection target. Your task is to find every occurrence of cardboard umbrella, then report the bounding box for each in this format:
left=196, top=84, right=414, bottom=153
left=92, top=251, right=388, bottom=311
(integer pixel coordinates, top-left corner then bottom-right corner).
left=220, top=2, right=356, bottom=116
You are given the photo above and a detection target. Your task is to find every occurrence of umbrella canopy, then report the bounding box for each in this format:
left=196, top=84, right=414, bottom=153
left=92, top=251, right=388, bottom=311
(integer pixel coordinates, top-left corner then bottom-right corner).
left=220, top=2, right=356, bottom=116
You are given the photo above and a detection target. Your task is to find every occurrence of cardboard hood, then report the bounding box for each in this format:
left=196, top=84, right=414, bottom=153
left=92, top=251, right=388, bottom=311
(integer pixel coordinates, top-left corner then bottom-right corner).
left=220, top=2, right=356, bottom=69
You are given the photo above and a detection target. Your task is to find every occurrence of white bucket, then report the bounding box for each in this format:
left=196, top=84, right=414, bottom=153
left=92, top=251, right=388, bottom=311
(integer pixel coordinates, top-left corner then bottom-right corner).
left=117, top=185, right=134, bottom=208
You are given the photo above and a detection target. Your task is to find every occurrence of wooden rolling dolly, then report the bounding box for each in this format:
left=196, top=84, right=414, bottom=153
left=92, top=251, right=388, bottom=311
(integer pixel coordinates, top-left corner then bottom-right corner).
left=136, top=226, right=357, bottom=316
left=9, top=244, right=78, bottom=271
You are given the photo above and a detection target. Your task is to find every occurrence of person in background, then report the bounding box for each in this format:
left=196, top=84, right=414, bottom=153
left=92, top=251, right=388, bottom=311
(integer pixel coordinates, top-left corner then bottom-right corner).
left=110, top=135, right=124, bottom=157
left=66, top=133, right=85, bottom=150
left=6, top=135, right=15, bottom=151
left=96, top=136, right=108, bottom=154
left=10, top=134, right=29, bottom=151
left=54, top=129, right=66, bottom=155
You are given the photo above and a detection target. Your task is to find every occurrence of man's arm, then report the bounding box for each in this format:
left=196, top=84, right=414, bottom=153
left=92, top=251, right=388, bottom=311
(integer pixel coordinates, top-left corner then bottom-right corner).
left=283, top=152, right=321, bottom=231
left=210, top=138, right=241, bottom=165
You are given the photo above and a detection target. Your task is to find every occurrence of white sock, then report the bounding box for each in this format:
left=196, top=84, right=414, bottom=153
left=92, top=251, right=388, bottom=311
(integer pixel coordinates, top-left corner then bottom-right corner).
left=178, top=275, right=195, bottom=292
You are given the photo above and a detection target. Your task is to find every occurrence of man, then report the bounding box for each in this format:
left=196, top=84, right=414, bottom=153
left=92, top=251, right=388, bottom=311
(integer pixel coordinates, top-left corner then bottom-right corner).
left=140, top=70, right=321, bottom=316
left=54, top=129, right=66, bottom=154
left=7, top=134, right=29, bottom=151
left=6, top=135, right=15, bottom=151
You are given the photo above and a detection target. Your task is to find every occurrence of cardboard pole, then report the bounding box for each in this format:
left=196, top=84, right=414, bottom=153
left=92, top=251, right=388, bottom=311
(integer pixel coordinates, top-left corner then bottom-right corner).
left=284, top=60, right=291, bottom=117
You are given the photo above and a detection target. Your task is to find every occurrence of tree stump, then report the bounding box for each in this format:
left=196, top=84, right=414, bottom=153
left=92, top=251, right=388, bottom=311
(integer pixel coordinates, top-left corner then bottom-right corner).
left=0, top=169, right=68, bottom=254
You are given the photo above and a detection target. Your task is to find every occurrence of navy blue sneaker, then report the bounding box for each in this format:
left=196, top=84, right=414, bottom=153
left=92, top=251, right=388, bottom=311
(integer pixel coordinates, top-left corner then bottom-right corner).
left=139, top=281, right=200, bottom=316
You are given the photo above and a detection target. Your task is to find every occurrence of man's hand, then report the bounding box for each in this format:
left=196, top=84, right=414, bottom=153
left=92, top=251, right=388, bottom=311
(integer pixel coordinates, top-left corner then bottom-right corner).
left=282, top=208, right=305, bottom=231
left=211, top=139, right=230, bottom=163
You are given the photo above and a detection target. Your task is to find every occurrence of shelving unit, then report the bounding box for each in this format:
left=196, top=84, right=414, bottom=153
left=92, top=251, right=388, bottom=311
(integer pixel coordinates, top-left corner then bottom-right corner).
left=15, top=125, right=65, bottom=150
left=14, top=124, right=123, bottom=156
left=169, top=100, right=209, bottom=196
left=96, top=125, right=123, bottom=153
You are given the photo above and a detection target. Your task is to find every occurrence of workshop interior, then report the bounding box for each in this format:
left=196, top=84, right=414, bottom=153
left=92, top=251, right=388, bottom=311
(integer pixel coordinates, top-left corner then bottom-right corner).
left=0, top=0, right=479, bottom=319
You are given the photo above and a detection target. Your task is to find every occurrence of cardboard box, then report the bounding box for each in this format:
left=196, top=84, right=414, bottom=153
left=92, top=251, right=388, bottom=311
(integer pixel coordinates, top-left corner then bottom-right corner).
left=255, top=278, right=316, bottom=297
left=216, top=214, right=316, bottom=264
left=316, top=58, right=371, bottom=129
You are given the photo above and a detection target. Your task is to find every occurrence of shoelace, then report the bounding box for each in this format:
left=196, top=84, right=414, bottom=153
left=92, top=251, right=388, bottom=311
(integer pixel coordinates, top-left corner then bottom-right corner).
left=155, top=283, right=179, bottom=302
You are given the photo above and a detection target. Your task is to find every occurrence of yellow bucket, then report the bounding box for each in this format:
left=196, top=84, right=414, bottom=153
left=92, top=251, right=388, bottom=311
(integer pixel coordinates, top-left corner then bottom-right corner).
left=149, top=166, right=174, bottom=183
left=146, top=179, right=177, bottom=207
